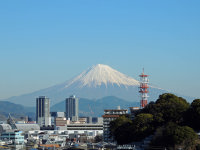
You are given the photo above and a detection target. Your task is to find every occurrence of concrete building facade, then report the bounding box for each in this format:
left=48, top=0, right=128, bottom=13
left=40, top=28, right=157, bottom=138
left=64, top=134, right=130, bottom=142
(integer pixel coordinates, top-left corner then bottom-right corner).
left=36, top=96, right=51, bottom=126
left=66, top=95, right=79, bottom=122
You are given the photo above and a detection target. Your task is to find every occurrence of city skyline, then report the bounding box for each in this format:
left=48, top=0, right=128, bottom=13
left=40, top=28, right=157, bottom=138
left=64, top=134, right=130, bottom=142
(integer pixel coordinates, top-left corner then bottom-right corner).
left=0, top=1, right=200, bottom=99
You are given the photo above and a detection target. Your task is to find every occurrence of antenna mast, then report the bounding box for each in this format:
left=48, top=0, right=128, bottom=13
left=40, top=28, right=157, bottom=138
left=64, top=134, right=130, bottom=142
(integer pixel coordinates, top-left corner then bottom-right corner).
left=139, top=69, right=149, bottom=108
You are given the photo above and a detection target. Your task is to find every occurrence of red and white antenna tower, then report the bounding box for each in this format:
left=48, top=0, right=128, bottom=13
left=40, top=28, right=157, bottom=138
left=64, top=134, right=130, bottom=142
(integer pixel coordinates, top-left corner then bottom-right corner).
left=139, top=68, right=149, bottom=108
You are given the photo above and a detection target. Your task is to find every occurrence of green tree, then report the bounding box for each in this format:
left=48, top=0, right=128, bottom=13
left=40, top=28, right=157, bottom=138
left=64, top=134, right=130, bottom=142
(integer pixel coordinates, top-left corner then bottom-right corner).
left=132, top=113, right=154, bottom=141
left=184, top=99, right=200, bottom=131
left=113, top=121, right=134, bottom=144
left=110, top=115, right=131, bottom=136
left=143, top=93, right=189, bottom=125
left=110, top=115, right=133, bottom=144
left=170, top=124, right=198, bottom=149
left=164, top=123, right=196, bottom=146
left=156, top=93, right=189, bottom=123
left=151, top=122, right=198, bottom=149
left=110, top=113, right=154, bottom=143
left=142, top=101, right=164, bottom=127
left=109, top=93, right=194, bottom=146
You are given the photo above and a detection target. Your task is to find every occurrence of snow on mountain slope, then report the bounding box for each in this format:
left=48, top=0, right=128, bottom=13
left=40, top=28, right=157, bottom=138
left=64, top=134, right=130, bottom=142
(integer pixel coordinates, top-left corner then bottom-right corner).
left=65, top=64, right=139, bottom=88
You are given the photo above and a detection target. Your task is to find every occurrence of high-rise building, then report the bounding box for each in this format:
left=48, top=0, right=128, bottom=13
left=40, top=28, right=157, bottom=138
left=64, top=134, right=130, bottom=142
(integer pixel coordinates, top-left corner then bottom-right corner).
left=36, top=96, right=51, bottom=126
left=66, top=95, right=79, bottom=122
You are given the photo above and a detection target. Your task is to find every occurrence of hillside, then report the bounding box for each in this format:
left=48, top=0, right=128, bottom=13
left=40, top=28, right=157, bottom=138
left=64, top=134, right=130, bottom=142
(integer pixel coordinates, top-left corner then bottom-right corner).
left=0, top=101, right=35, bottom=120
left=51, top=96, right=140, bottom=117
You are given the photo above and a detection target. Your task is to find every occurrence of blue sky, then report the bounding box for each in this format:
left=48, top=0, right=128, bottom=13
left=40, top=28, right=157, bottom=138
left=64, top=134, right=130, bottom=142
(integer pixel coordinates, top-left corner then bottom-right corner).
left=0, top=0, right=200, bottom=99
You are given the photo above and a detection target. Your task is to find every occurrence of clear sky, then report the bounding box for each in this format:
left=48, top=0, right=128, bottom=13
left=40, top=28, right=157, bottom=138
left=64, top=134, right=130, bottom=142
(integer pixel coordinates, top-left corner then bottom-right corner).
left=0, top=0, right=200, bottom=99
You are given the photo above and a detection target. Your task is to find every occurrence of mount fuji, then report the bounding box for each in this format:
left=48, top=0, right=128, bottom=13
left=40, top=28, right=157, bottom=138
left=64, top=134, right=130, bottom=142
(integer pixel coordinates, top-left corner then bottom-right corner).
left=3, top=64, right=171, bottom=106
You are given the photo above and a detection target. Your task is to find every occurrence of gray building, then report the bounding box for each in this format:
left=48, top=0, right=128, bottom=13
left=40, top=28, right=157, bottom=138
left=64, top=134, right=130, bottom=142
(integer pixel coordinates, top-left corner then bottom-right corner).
left=66, top=95, right=79, bottom=122
left=36, top=96, right=51, bottom=126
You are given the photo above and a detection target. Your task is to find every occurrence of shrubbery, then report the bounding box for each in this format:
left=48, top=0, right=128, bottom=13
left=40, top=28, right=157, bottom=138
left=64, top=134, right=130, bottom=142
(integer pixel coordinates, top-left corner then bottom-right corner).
left=110, top=93, right=200, bottom=149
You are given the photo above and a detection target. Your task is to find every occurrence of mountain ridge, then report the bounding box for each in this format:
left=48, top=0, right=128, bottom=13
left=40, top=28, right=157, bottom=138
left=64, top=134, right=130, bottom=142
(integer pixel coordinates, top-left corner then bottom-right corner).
left=51, top=96, right=140, bottom=117
left=0, top=101, right=35, bottom=120
left=0, top=64, right=193, bottom=106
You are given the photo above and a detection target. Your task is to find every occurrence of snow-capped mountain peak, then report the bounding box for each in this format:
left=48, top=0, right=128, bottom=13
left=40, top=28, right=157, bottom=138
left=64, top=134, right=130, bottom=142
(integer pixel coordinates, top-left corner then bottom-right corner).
left=65, top=64, right=140, bottom=88
left=4, top=64, right=170, bottom=106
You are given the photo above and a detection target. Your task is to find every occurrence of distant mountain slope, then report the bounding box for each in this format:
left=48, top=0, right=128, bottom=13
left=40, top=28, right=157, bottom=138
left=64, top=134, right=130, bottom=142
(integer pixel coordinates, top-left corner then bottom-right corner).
left=0, top=101, right=35, bottom=120
left=51, top=96, right=140, bottom=117
left=0, top=94, right=195, bottom=121
left=1, top=64, right=195, bottom=106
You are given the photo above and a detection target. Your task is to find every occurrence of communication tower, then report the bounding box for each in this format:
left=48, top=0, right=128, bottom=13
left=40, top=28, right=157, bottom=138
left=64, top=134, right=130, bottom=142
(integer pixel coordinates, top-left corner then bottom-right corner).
left=139, top=69, right=149, bottom=108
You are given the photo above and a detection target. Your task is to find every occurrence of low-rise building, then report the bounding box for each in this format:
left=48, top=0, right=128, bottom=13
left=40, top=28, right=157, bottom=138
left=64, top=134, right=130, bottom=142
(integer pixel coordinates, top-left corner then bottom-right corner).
left=78, top=117, right=87, bottom=124
left=56, top=123, right=103, bottom=136
left=55, top=117, right=70, bottom=126
left=102, top=107, right=128, bottom=142
left=51, top=112, right=65, bottom=125
left=0, top=131, right=24, bottom=144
